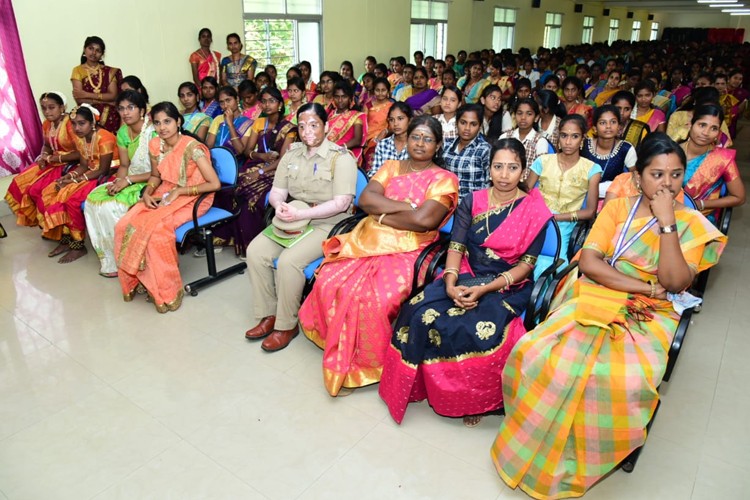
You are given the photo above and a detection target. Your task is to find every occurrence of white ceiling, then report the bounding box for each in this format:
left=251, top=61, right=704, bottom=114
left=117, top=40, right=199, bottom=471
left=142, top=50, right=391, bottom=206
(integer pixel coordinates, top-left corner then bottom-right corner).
left=578, top=0, right=734, bottom=13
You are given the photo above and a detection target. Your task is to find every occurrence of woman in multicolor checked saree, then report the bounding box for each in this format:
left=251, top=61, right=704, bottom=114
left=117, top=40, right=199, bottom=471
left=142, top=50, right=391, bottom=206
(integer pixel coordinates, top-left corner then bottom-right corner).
left=491, top=133, right=727, bottom=499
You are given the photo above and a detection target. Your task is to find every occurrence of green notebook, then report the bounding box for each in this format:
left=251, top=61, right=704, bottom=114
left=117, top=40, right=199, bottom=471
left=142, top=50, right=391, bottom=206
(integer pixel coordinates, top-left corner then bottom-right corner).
left=262, top=223, right=314, bottom=248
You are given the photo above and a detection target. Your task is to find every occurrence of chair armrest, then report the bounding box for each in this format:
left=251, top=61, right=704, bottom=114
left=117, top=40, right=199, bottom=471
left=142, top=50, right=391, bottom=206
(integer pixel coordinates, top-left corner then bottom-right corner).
left=567, top=221, right=592, bottom=262
left=329, top=212, right=367, bottom=237
left=719, top=207, right=732, bottom=236
left=191, top=192, right=214, bottom=229
left=540, top=260, right=579, bottom=322
left=411, top=238, right=448, bottom=291
left=524, top=262, right=560, bottom=331
left=663, top=306, right=693, bottom=383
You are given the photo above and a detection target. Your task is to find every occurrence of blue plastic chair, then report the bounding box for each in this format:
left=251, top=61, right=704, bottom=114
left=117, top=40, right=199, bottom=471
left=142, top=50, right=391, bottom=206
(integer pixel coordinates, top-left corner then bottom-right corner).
left=180, top=146, right=247, bottom=296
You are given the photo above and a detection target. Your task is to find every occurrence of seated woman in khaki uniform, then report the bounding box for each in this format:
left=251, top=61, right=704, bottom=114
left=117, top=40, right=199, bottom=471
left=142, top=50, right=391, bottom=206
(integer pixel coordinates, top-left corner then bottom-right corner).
left=244, top=103, right=358, bottom=352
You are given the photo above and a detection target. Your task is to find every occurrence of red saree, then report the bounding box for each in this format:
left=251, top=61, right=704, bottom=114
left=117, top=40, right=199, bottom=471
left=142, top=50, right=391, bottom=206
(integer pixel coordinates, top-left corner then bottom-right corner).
left=114, top=136, right=213, bottom=310
left=5, top=115, right=77, bottom=228
left=39, top=129, right=118, bottom=241
left=299, top=161, right=459, bottom=396
left=326, top=110, right=368, bottom=162
left=70, top=64, right=123, bottom=133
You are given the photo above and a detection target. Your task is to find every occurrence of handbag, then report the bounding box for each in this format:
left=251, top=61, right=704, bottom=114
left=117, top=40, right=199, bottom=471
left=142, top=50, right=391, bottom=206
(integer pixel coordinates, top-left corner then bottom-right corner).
left=456, top=274, right=498, bottom=287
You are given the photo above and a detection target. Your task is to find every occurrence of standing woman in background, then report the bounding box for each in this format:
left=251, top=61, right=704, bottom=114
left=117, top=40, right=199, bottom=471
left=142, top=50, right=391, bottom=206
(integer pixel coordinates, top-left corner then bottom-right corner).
left=189, top=28, right=222, bottom=89
left=6, top=92, right=80, bottom=237
left=220, top=33, right=257, bottom=88
left=70, top=36, right=122, bottom=133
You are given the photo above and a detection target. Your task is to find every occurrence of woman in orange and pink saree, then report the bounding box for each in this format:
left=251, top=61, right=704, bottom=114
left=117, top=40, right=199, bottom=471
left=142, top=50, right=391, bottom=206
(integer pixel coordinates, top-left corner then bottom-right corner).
left=379, top=138, right=552, bottom=426
left=681, top=104, right=745, bottom=222
left=41, top=104, right=119, bottom=263
left=491, top=133, right=726, bottom=499
left=114, top=102, right=220, bottom=313
left=299, top=116, right=459, bottom=396
left=5, top=92, right=80, bottom=236
left=327, top=81, right=367, bottom=162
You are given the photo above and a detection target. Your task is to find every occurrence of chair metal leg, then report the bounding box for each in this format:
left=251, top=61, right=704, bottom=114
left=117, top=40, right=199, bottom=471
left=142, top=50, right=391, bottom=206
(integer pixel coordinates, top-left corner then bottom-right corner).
left=184, top=228, right=247, bottom=296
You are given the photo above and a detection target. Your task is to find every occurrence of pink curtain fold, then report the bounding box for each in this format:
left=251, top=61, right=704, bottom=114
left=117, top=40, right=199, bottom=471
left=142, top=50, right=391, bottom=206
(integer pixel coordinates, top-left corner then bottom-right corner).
left=0, top=0, right=42, bottom=176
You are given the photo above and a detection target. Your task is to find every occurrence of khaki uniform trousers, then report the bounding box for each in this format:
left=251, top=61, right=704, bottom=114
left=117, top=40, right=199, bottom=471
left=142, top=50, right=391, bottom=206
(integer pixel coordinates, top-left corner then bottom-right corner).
left=247, top=224, right=331, bottom=330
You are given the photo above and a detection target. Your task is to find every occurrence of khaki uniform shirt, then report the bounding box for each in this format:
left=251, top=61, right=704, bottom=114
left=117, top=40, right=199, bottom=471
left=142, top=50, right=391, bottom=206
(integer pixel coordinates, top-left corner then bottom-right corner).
left=273, top=139, right=358, bottom=227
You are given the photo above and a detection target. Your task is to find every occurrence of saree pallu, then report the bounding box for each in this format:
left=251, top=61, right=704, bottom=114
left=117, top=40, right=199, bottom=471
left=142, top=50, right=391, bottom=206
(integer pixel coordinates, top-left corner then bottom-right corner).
left=592, top=87, right=619, bottom=107
left=457, top=77, right=488, bottom=104
left=39, top=128, right=119, bottom=241
left=183, top=111, right=211, bottom=136
left=567, top=103, right=592, bottom=129
left=84, top=123, right=155, bottom=274
left=70, top=64, right=123, bottom=133
left=220, top=55, right=257, bottom=88
left=362, top=101, right=393, bottom=171
left=214, top=118, right=297, bottom=254
left=115, top=136, right=212, bottom=308
left=404, top=89, right=441, bottom=115
left=379, top=189, right=551, bottom=423
left=212, top=115, right=253, bottom=156
left=684, top=147, right=740, bottom=219
left=201, top=100, right=222, bottom=119
left=5, top=116, right=78, bottom=227
left=719, top=93, right=740, bottom=138
left=189, top=50, right=221, bottom=81
left=299, top=162, right=459, bottom=396
left=491, top=198, right=726, bottom=500
left=327, top=110, right=368, bottom=162
left=633, top=107, right=665, bottom=132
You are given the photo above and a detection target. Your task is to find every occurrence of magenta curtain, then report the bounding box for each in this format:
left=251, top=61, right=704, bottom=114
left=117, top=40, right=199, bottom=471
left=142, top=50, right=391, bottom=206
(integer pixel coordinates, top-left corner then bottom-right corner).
left=0, top=0, right=42, bottom=176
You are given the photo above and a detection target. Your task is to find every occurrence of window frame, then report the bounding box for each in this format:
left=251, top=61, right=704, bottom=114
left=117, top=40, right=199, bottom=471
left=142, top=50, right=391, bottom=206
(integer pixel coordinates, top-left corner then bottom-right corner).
left=650, top=22, right=660, bottom=41
left=410, top=0, right=449, bottom=59
left=242, top=0, right=323, bottom=76
left=493, top=7, right=517, bottom=52
left=582, top=16, right=595, bottom=44
left=631, top=21, right=641, bottom=42
left=608, top=18, right=620, bottom=45
left=543, top=12, right=563, bottom=49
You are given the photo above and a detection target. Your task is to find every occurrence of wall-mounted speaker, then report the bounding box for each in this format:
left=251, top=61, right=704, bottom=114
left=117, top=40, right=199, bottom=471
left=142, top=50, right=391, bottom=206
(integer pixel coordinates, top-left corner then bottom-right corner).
left=603, top=8, right=610, bottom=16
left=627, top=12, right=634, bottom=19
left=648, top=14, right=654, bottom=20
left=531, top=0, right=541, bottom=8
left=574, top=3, right=582, bottom=13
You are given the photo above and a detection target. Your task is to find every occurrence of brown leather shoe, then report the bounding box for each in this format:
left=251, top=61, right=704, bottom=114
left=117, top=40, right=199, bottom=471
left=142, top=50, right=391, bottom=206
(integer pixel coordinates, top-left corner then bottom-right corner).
left=245, top=316, right=276, bottom=340
left=261, top=326, right=299, bottom=352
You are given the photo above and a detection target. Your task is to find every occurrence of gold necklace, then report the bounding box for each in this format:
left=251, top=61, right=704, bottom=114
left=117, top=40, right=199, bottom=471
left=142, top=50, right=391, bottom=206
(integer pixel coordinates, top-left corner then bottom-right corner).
left=83, top=131, right=97, bottom=167
left=407, top=159, right=432, bottom=172
left=485, top=188, right=520, bottom=235
left=85, top=65, right=103, bottom=94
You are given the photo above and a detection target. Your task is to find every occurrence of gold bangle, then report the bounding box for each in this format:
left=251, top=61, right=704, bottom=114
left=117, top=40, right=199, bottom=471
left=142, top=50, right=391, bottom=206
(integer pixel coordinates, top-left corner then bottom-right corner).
left=442, top=269, right=459, bottom=282
left=649, top=280, right=656, bottom=298
left=378, top=213, right=386, bottom=224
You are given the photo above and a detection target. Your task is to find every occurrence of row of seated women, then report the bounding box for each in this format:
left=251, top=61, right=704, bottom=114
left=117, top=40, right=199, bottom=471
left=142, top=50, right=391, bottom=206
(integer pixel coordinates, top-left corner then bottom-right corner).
left=4, top=84, right=738, bottom=497
left=244, top=108, right=728, bottom=498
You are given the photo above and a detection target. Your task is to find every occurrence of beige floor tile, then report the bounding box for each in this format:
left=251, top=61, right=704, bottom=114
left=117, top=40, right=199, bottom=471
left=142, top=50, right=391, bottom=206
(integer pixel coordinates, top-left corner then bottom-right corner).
left=0, top=343, right=107, bottom=441
left=299, top=422, right=501, bottom=500
left=186, top=373, right=380, bottom=499
left=0, top=387, right=178, bottom=500
left=702, top=395, right=750, bottom=470
left=0, top=304, right=52, bottom=358
left=691, top=455, right=750, bottom=500
left=93, top=441, right=265, bottom=500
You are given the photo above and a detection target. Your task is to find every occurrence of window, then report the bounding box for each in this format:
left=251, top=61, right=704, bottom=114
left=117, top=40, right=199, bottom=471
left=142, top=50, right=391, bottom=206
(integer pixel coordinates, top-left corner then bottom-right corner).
left=493, top=8, right=516, bottom=52
left=543, top=12, right=563, bottom=48
left=650, top=22, right=660, bottom=41
left=243, top=0, right=322, bottom=77
left=411, top=0, right=448, bottom=59
left=582, top=16, right=595, bottom=44
left=608, top=19, right=620, bottom=45
left=631, top=21, right=641, bottom=42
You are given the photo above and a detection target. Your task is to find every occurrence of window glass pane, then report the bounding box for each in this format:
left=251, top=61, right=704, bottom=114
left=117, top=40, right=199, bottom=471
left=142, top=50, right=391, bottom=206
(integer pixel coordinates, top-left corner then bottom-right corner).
left=412, top=0, right=430, bottom=18
left=245, top=18, right=295, bottom=72
left=431, top=2, right=448, bottom=20
left=244, top=0, right=285, bottom=14
left=298, top=21, right=320, bottom=76
left=545, top=13, right=553, bottom=24
left=287, top=0, right=320, bottom=14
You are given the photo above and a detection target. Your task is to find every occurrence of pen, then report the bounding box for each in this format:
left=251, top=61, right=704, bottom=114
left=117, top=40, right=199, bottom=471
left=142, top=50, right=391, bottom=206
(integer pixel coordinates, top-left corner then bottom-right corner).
left=313, top=163, right=317, bottom=175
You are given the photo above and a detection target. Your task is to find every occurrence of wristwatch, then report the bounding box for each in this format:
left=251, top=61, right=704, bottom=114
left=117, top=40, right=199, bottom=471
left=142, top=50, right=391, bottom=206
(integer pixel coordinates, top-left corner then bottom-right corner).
left=258, top=168, right=265, bottom=175
left=659, top=224, right=678, bottom=234
left=409, top=202, right=418, bottom=211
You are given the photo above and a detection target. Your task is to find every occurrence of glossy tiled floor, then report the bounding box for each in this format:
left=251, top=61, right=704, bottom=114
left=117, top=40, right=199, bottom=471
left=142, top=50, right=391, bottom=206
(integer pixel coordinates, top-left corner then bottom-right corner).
left=1, top=171, right=749, bottom=500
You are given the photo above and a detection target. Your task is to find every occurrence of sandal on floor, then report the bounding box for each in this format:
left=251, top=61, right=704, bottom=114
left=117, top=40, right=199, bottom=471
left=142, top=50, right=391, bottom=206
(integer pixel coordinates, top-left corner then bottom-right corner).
left=99, top=272, right=118, bottom=278
left=463, top=415, right=482, bottom=427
